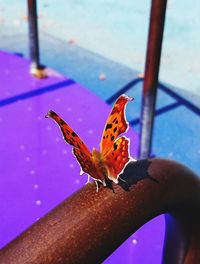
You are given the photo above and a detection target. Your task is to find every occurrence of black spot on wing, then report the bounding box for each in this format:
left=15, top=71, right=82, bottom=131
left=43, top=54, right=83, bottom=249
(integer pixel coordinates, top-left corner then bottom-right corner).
left=114, top=143, right=118, bottom=150
left=71, top=131, right=78, bottom=137
left=113, top=127, right=117, bottom=133
left=60, top=119, right=65, bottom=125
left=105, top=123, right=112, bottom=130
left=113, top=117, right=117, bottom=123
left=111, top=136, right=115, bottom=141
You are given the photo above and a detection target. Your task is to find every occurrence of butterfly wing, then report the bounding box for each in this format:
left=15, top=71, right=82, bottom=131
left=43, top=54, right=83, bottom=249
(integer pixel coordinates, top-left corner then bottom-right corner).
left=105, top=136, right=130, bottom=183
left=46, top=110, right=101, bottom=181
left=100, top=94, right=133, bottom=156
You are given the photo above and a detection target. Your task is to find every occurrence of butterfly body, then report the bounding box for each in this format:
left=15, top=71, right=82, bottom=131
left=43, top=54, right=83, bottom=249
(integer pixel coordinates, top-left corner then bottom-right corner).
left=91, top=148, right=107, bottom=185
left=46, top=94, right=134, bottom=188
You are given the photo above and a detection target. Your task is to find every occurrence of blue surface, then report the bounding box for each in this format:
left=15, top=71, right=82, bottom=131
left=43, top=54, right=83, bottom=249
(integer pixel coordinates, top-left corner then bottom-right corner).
left=1, top=0, right=200, bottom=96
left=154, top=105, right=200, bottom=175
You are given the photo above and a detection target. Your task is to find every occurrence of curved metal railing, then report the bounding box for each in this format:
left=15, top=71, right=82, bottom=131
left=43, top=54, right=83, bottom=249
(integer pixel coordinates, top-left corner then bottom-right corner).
left=0, top=159, right=199, bottom=264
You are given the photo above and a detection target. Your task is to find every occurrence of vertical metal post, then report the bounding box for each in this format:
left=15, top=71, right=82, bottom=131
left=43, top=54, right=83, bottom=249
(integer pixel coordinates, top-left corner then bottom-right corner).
left=139, top=0, right=167, bottom=159
left=27, top=0, right=41, bottom=73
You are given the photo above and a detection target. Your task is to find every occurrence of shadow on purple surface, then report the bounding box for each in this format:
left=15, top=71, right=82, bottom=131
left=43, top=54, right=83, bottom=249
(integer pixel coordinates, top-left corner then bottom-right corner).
left=107, top=78, right=200, bottom=127
left=0, top=79, right=75, bottom=107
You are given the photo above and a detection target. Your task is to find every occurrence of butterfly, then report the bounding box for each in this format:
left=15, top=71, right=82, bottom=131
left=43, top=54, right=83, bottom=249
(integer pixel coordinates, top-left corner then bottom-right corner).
left=46, top=94, right=134, bottom=190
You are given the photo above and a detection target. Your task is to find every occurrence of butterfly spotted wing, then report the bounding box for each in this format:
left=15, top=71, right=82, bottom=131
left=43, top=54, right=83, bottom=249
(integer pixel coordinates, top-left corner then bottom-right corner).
left=100, top=95, right=133, bottom=155
left=104, top=136, right=130, bottom=183
left=100, top=95, right=133, bottom=182
left=45, top=110, right=103, bottom=182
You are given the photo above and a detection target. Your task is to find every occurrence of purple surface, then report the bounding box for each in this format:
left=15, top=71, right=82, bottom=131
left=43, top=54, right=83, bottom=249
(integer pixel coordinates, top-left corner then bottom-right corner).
left=0, top=51, right=69, bottom=101
left=0, top=51, right=165, bottom=263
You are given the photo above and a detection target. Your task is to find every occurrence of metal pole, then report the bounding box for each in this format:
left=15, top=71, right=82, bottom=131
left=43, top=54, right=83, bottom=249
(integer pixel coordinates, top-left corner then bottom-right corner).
left=27, top=0, right=42, bottom=74
left=139, top=0, right=167, bottom=159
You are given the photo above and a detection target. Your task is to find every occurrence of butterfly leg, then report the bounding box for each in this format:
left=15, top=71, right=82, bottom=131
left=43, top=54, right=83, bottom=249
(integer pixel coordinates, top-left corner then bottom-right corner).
left=118, top=176, right=126, bottom=183
left=85, top=175, right=91, bottom=185
left=95, top=180, right=99, bottom=192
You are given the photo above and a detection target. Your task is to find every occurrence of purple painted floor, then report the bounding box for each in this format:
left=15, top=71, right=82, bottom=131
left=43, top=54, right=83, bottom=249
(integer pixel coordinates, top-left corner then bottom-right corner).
left=0, top=51, right=165, bottom=263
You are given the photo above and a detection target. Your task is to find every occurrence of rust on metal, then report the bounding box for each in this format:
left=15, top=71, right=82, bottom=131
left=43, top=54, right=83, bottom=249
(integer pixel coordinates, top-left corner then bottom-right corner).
left=139, top=0, right=168, bottom=159
left=143, top=0, right=167, bottom=95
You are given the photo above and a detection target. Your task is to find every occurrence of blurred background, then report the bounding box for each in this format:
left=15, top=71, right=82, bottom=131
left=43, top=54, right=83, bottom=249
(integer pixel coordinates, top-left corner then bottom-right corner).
left=1, top=0, right=200, bottom=96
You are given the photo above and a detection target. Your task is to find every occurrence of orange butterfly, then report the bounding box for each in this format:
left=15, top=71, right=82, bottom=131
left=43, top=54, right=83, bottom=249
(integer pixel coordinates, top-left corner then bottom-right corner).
left=46, top=94, right=134, bottom=190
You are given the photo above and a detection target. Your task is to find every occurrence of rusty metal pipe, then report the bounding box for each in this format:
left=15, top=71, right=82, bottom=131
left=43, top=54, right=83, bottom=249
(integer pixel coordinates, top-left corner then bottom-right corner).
left=139, top=0, right=168, bottom=159
left=0, top=159, right=200, bottom=264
